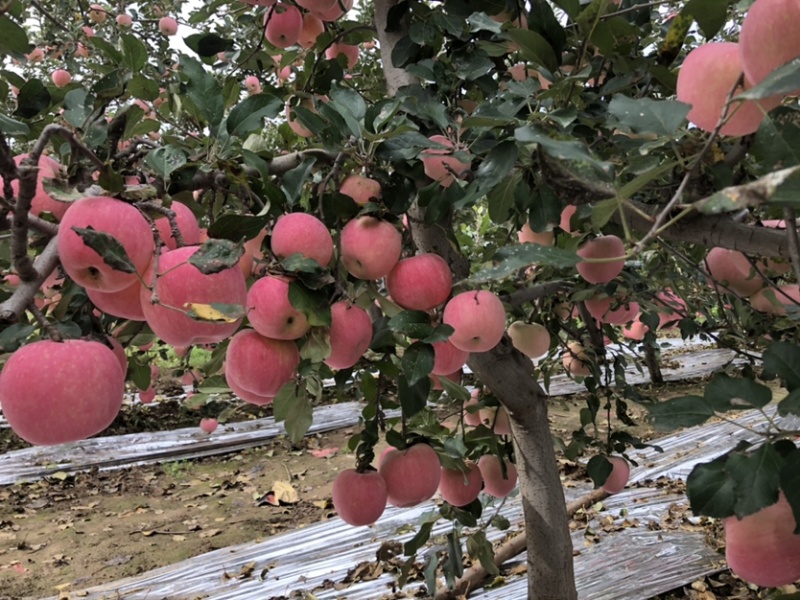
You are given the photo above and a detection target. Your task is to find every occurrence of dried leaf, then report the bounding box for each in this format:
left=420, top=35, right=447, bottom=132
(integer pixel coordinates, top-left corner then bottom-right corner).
left=269, top=480, right=299, bottom=505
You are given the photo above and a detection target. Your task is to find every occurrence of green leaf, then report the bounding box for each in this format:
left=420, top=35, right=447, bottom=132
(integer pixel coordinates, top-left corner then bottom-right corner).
left=398, top=374, right=430, bottom=418
left=272, top=382, right=297, bottom=422
left=515, top=126, right=612, bottom=175
left=752, top=109, right=800, bottom=175
left=227, top=94, right=282, bottom=138
left=0, top=323, right=34, bottom=352
left=281, top=155, right=317, bottom=205
left=736, top=57, right=800, bottom=101
left=778, top=388, right=800, bottom=417
left=608, top=95, right=690, bottom=136
left=780, top=450, right=800, bottom=534
left=478, top=141, right=519, bottom=193
left=646, top=395, right=715, bottom=431
left=506, top=29, right=557, bottom=72
left=14, top=79, right=50, bottom=120
left=128, top=75, right=160, bottom=101
left=180, top=54, right=224, bottom=126
left=288, top=281, right=332, bottom=327
left=144, top=145, right=187, bottom=179
left=0, top=113, right=28, bottom=135
left=188, top=238, right=244, bottom=274
left=487, top=171, right=521, bottom=224
left=299, top=327, right=331, bottom=363
left=71, top=226, right=137, bottom=274
left=284, top=390, right=313, bottom=444
left=0, top=15, right=29, bottom=56
left=439, top=376, right=471, bottom=402
left=120, top=34, right=148, bottom=72
left=763, top=341, right=800, bottom=391
left=728, top=443, right=783, bottom=518
left=704, top=373, right=772, bottom=411
left=466, top=530, right=499, bottom=576
left=469, top=244, right=579, bottom=283
left=403, top=520, right=434, bottom=555
left=388, top=310, right=435, bottom=339
left=207, top=213, right=269, bottom=242
left=402, top=342, right=435, bottom=386
left=184, top=32, right=234, bottom=58
left=586, top=455, right=614, bottom=488
left=683, top=0, right=728, bottom=38
left=686, top=454, right=736, bottom=518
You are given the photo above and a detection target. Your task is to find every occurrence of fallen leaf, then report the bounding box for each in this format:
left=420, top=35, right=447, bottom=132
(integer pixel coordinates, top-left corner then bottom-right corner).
left=310, top=447, right=339, bottom=459
left=269, top=481, right=299, bottom=505
left=199, top=529, right=221, bottom=539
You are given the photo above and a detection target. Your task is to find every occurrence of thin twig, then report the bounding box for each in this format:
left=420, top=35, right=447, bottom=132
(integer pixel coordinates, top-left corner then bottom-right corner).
left=782, top=208, right=800, bottom=284
left=29, top=303, right=63, bottom=342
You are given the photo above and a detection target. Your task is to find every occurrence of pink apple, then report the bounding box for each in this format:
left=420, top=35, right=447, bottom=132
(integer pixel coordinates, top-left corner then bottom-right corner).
left=601, top=456, right=630, bottom=494
left=244, top=75, right=262, bottom=95
left=0, top=153, right=68, bottom=220
left=442, top=290, right=506, bottom=353
left=386, top=254, right=452, bottom=311
left=225, top=329, right=300, bottom=404
left=332, top=469, right=388, bottom=526
left=51, top=69, right=72, bottom=88
left=379, top=444, right=441, bottom=508
left=325, top=43, right=359, bottom=69
left=58, top=196, right=155, bottom=292
left=312, top=0, right=352, bottom=20
left=431, top=340, right=469, bottom=375
left=139, top=245, right=247, bottom=346
left=325, top=301, right=372, bottom=370
left=246, top=275, right=310, bottom=340
left=264, top=3, right=303, bottom=49
left=562, top=341, right=591, bottom=377
left=158, top=16, right=178, bottom=35
left=507, top=321, right=550, bottom=358
left=704, top=247, right=763, bottom=297
left=518, top=223, right=554, bottom=246
left=86, top=280, right=147, bottom=321
left=740, top=0, right=800, bottom=94
left=477, top=455, right=517, bottom=498
left=199, top=418, right=219, bottom=434
left=438, top=461, right=483, bottom=507
left=0, top=339, right=124, bottom=445
left=340, top=216, right=402, bottom=280
left=576, top=235, right=625, bottom=284
left=138, top=387, right=156, bottom=404
left=420, top=135, right=471, bottom=188
left=270, top=212, right=333, bottom=267
left=340, top=174, right=381, bottom=205
left=116, top=13, right=133, bottom=27
left=298, top=13, right=325, bottom=48
left=88, top=4, right=107, bottom=23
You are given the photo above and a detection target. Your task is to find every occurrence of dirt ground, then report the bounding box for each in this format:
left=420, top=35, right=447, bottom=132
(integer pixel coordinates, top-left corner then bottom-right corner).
left=0, top=373, right=779, bottom=600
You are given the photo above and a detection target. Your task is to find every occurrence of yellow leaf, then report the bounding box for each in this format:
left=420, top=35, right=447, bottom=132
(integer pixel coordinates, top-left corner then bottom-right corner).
left=183, top=303, right=238, bottom=323
left=272, top=480, right=299, bottom=504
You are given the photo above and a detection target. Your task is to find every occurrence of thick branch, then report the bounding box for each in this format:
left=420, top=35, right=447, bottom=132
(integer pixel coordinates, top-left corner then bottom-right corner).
left=0, top=236, right=60, bottom=323
left=374, top=0, right=417, bottom=96
left=503, top=281, right=573, bottom=308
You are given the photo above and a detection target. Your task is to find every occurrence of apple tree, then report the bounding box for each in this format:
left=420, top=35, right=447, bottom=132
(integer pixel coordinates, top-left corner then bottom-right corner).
left=1, top=0, right=800, bottom=598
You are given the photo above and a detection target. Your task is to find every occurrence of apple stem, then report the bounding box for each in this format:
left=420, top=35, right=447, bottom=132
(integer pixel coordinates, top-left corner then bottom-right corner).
left=29, top=302, right=63, bottom=342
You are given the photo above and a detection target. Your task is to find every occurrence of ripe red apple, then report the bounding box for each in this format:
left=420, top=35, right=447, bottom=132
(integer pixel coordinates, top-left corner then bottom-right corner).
left=562, top=341, right=591, bottom=377
left=139, top=245, right=247, bottom=346
left=332, top=469, right=388, bottom=526
left=340, top=216, right=402, bottom=280
left=507, top=321, right=550, bottom=359
left=439, top=461, right=483, bottom=507
left=420, top=135, right=471, bottom=188
left=576, top=235, right=625, bottom=284
left=623, top=318, right=648, bottom=341
left=244, top=75, right=262, bottom=95
left=442, top=290, right=506, bottom=353
left=298, top=13, right=325, bottom=48
left=601, top=456, right=630, bottom=494
left=740, top=0, right=800, bottom=94
left=154, top=201, right=202, bottom=250
left=270, top=212, right=334, bottom=267
left=199, top=418, right=218, bottom=434
left=750, top=284, right=800, bottom=315
left=246, top=275, right=310, bottom=340
left=340, top=174, right=381, bottom=205
left=264, top=3, right=303, bottom=49
left=86, top=280, right=146, bottom=321
left=58, top=196, right=155, bottom=292
left=379, top=444, right=441, bottom=508
left=677, top=42, right=781, bottom=136
left=430, top=369, right=461, bottom=390
left=51, top=69, right=72, bottom=88
left=325, top=43, right=359, bottom=69
left=0, top=153, right=68, bottom=220
left=463, top=389, right=483, bottom=426
left=724, top=493, right=800, bottom=587
left=325, top=301, right=372, bottom=370
left=312, top=0, right=352, bottom=20
left=560, top=204, right=577, bottom=232
left=431, top=340, right=469, bottom=375
left=0, top=339, right=124, bottom=445
left=158, top=16, right=178, bottom=35
left=477, top=455, right=518, bottom=498
left=105, top=336, right=128, bottom=375
left=116, top=13, right=133, bottom=27
left=225, top=329, right=300, bottom=405
left=654, top=289, right=686, bottom=329
left=88, top=4, right=107, bottom=23
left=138, top=387, right=156, bottom=404
left=518, top=223, right=554, bottom=246
left=238, top=228, right=267, bottom=277
left=704, top=247, right=763, bottom=296
left=480, top=405, right=511, bottom=435
left=386, top=254, right=452, bottom=311
left=296, top=0, right=337, bottom=11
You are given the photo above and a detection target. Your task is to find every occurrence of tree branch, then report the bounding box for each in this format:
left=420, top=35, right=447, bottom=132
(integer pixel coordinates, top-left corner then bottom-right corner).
left=374, top=0, right=417, bottom=96
left=0, top=236, right=60, bottom=323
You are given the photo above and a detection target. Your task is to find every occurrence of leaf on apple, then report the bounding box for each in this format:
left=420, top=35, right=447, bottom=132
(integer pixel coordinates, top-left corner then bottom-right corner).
left=188, top=238, right=244, bottom=274
left=183, top=302, right=245, bottom=323
left=71, top=226, right=137, bottom=274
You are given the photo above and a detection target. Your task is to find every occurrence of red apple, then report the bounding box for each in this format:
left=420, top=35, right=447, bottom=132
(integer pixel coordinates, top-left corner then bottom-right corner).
left=379, top=444, right=441, bottom=508
left=139, top=245, right=247, bottom=346
left=340, top=216, right=402, bottom=280
left=463, top=390, right=483, bottom=427
left=704, top=247, right=764, bottom=297
left=225, top=329, right=300, bottom=405
left=86, top=280, right=146, bottom=321
left=477, top=455, right=518, bottom=498
left=420, top=135, right=471, bottom=188
left=386, top=254, right=452, bottom=311
left=312, top=0, right=352, bottom=20
left=0, top=153, right=68, bottom=220
left=51, top=69, right=72, bottom=88
left=740, top=0, right=800, bottom=94
left=576, top=235, right=625, bottom=284
left=0, top=339, right=124, bottom=445
left=431, top=340, right=469, bottom=375
left=158, top=16, right=178, bottom=35
left=264, top=3, right=303, bottom=48
left=518, top=223, right=554, bottom=246
left=138, top=387, right=156, bottom=404
left=298, top=13, right=325, bottom=48
left=438, top=461, right=483, bottom=507
left=442, top=290, right=506, bottom=353
left=677, top=42, right=781, bottom=136
left=325, top=301, right=372, bottom=370
left=58, top=196, right=155, bottom=292
left=332, top=469, right=388, bottom=526
left=507, top=321, right=550, bottom=359
left=562, top=341, right=591, bottom=377
left=270, top=212, right=333, bottom=267
left=601, top=456, right=630, bottom=494
left=199, top=418, right=218, bottom=434
left=654, top=289, right=686, bottom=329
left=88, top=4, right=107, bottom=23
left=325, top=43, right=359, bottom=69
left=340, top=174, right=381, bottom=205
left=116, top=13, right=133, bottom=27
left=246, top=275, right=310, bottom=340
left=154, top=202, right=202, bottom=250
